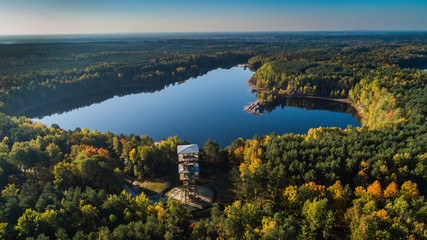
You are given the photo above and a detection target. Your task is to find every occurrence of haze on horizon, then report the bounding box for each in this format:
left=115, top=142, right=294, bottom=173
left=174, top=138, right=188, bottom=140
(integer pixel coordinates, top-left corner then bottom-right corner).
left=1, top=0, right=427, bottom=35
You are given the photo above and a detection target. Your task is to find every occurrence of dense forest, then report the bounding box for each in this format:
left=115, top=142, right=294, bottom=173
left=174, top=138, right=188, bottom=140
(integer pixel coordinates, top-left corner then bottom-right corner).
left=0, top=34, right=426, bottom=239
left=250, top=42, right=427, bottom=127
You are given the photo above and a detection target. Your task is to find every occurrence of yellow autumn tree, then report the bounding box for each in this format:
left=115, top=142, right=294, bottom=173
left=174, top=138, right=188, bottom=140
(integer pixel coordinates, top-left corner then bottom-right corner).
left=134, top=193, right=150, bottom=219
left=239, top=162, right=249, bottom=178
left=0, top=223, right=7, bottom=239
left=261, top=217, right=277, bottom=234
left=329, top=181, right=345, bottom=201
left=238, top=139, right=263, bottom=174
left=80, top=204, right=99, bottom=231
left=283, top=186, right=299, bottom=203
left=282, top=185, right=300, bottom=214
left=305, top=127, right=342, bottom=141
left=249, top=152, right=262, bottom=172
left=1, top=184, right=19, bottom=197
left=129, top=148, right=139, bottom=163
left=354, top=186, right=367, bottom=198
left=400, top=181, right=419, bottom=200
left=328, top=181, right=347, bottom=227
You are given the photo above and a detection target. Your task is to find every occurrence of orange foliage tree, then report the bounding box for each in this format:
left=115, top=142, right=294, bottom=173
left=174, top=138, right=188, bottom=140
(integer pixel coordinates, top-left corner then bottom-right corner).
left=383, top=182, right=399, bottom=199
left=366, top=180, right=383, bottom=202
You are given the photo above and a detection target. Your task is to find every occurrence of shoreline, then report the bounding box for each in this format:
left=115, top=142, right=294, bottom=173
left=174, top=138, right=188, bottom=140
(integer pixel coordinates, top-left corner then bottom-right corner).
left=244, top=76, right=365, bottom=125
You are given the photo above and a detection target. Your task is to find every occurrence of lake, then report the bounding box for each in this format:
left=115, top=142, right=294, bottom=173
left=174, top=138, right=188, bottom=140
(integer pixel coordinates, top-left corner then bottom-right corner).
left=29, top=66, right=361, bottom=146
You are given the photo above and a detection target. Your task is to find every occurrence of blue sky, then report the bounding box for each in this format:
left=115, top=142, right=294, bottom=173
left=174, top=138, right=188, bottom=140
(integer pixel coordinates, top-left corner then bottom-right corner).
left=0, top=0, right=426, bottom=35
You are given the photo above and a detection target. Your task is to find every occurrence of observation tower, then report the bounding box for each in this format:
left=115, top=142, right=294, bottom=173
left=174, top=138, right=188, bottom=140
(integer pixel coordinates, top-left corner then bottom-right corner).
left=177, top=144, right=199, bottom=203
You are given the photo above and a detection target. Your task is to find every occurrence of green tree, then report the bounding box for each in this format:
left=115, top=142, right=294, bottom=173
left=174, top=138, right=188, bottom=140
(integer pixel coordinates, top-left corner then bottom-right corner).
left=19, top=180, right=39, bottom=210
left=8, top=141, right=41, bottom=171
left=45, top=143, right=63, bottom=164
left=201, top=139, right=227, bottom=168
left=53, top=162, right=80, bottom=190
left=15, top=209, right=41, bottom=238
left=302, top=198, right=334, bottom=239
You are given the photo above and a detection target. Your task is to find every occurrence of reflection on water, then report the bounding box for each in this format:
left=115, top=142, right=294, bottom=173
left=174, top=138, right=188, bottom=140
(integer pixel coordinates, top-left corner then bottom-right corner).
left=21, top=67, right=360, bottom=146
left=264, top=97, right=362, bottom=123
left=18, top=82, right=182, bottom=119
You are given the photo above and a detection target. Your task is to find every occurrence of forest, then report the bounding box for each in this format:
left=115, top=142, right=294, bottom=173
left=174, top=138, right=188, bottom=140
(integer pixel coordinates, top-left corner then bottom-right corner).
left=0, top=33, right=426, bottom=239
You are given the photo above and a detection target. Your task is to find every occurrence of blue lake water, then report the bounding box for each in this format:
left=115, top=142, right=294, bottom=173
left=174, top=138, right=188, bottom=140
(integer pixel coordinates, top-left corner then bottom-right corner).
left=32, top=66, right=361, bottom=146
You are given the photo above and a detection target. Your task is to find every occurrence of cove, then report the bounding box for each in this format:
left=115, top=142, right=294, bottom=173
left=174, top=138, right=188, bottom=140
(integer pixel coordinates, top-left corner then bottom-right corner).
left=26, top=66, right=361, bottom=146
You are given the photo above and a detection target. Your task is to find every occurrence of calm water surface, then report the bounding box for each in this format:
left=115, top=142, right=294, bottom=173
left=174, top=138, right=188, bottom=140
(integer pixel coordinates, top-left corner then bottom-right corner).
left=32, top=67, right=360, bottom=146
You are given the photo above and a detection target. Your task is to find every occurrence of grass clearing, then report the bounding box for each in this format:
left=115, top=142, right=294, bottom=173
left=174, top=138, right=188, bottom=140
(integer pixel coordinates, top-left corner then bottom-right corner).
left=132, top=174, right=179, bottom=195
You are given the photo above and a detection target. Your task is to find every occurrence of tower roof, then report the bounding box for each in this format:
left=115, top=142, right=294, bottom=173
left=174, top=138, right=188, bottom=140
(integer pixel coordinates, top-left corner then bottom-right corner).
left=177, top=144, right=199, bottom=154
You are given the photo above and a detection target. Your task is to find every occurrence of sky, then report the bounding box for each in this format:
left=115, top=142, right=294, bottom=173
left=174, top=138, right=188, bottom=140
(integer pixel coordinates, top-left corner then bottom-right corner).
left=0, top=0, right=426, bottom=35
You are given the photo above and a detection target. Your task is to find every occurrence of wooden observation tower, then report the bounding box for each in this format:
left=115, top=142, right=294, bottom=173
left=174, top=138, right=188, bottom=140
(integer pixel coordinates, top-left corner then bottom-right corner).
left=177, top=144, right=199, bottom=204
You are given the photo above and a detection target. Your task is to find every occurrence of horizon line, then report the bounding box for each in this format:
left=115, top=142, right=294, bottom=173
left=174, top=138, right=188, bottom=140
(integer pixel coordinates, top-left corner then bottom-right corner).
left=1, top=30, right=427, bottom=37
